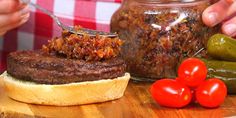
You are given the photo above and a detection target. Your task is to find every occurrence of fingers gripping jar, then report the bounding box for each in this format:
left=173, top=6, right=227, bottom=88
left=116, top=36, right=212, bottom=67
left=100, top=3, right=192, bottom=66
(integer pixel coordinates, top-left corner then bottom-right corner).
left=111, top=0, right=219, bottom=81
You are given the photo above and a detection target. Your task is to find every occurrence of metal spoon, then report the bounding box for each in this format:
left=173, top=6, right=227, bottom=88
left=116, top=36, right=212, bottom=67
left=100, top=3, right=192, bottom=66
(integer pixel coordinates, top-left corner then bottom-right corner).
left=21, top=0, right=117, bottom=38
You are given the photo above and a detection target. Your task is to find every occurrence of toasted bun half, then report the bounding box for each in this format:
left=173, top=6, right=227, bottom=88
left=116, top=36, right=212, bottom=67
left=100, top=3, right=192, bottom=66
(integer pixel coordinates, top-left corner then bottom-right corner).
left=1, top=72, right=130, bottom=106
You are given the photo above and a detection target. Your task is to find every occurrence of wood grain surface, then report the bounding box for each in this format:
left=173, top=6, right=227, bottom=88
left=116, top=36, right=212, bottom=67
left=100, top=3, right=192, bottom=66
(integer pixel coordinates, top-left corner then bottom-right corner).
left=0, top=78, right=236, bottom=118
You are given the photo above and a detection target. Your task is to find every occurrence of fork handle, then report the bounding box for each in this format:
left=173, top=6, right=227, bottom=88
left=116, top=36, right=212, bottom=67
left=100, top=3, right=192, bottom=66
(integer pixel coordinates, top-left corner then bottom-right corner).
left=20, top=0, right=62, bottom=26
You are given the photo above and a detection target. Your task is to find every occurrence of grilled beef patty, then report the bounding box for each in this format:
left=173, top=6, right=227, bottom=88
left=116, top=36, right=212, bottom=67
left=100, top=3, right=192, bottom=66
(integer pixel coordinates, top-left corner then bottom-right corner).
left=7, top=51, right=126, bottom=84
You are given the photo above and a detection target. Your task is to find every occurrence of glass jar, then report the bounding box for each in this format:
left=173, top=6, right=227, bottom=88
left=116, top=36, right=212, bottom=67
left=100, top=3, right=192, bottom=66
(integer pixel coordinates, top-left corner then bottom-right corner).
left=111, top=0, right=220, bottom=81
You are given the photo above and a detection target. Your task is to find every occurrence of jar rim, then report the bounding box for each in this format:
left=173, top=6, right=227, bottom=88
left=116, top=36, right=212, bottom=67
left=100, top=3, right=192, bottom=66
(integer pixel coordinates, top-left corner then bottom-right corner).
left=133, top=0, right=209, bottom=7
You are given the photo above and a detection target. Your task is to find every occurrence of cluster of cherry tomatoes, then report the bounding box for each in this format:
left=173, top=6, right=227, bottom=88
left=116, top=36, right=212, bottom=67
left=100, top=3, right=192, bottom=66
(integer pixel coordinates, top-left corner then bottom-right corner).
left=150, top=58, right=227, bottom=108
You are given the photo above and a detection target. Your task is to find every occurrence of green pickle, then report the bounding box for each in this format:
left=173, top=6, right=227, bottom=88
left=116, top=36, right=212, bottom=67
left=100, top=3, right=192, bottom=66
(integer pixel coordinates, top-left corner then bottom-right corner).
left=201, top=58, right=236, bottom=94
left=207, top=34, right=236, bottom=61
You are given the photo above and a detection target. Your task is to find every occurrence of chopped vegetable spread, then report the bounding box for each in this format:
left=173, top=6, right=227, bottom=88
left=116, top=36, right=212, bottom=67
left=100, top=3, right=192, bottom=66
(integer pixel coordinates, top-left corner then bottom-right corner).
left=111, top=1, right=220, bottom=79
left=42, top=26, right=123, bottom=61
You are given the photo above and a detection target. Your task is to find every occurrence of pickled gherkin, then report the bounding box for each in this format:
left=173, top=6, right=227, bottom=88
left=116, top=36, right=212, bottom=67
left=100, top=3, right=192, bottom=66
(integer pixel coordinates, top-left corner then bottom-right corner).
left=207, top=34, right=236, bottom=61
left=201, top=58, right=236, bottom=94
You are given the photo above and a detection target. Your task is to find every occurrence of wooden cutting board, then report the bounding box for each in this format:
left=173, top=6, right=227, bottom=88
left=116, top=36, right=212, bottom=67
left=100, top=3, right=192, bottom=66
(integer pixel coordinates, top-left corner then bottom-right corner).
left=1, top=77, right=236, bottom=118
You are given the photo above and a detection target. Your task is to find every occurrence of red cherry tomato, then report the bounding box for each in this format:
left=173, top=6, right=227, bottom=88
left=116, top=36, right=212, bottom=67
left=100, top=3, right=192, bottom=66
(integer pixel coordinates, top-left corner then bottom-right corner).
left=150, top=79, right=192, bottom=108
left=178, top=58, right=207, bottom=87
left=176, top=77, right=180, bottom=82
left=191, top=89, right=197, bottom=103
left=196, top=78, right=227, bottom=108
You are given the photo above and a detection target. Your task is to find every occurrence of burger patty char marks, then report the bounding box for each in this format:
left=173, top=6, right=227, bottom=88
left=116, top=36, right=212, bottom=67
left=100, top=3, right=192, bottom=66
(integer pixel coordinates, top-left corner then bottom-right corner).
left=7, top=51, right=126, bottom=84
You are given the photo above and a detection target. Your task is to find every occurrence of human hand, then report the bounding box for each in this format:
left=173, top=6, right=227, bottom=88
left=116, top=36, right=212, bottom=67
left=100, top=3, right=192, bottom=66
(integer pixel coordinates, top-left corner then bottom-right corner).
left=0, top=0, right=30, bottom=36
left=202, top=0, right=236, bottom=37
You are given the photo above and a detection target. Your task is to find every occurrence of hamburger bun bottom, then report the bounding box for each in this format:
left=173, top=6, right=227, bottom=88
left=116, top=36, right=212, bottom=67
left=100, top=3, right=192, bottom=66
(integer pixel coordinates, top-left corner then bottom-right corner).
left=0, top=72, right=130, bottom=106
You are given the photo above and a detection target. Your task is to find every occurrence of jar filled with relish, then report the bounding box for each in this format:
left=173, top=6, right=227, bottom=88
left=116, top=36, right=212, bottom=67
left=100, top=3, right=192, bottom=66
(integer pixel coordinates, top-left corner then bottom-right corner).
left=110, top=0, right=220, bottom=81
